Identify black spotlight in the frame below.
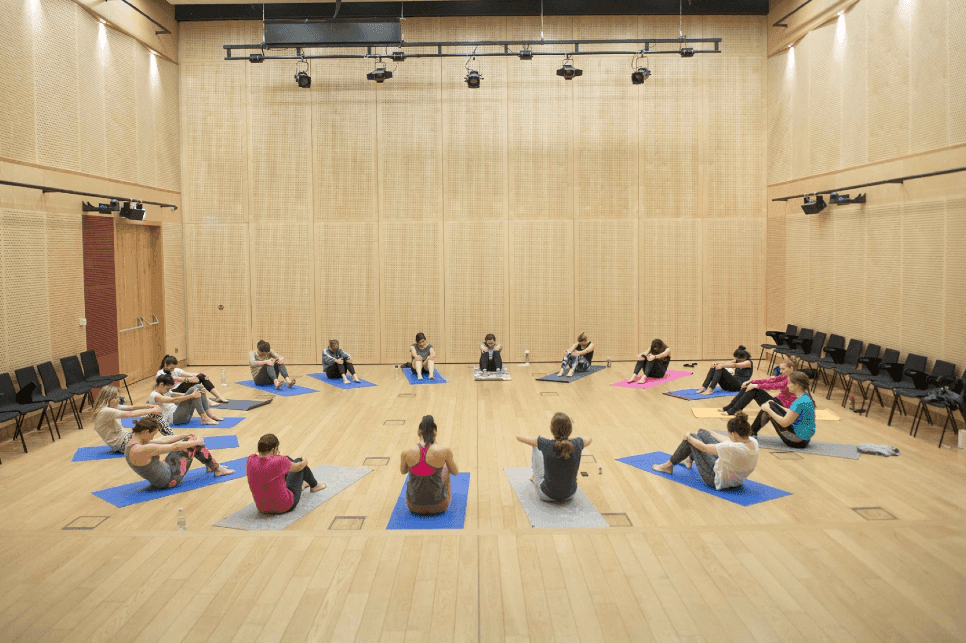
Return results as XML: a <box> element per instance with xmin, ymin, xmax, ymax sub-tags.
<box><xmin>801</xmin><ymin>195</ymin><xmax>827</xmax><ymax>215</ymax></box>
<box><xmin>631</xmin><ymin>66</ymin><xmax>651</xmax><ymax>84</ymax></box>
<box><xmin>679</xmin><ymin>47</ymin><xmax>695</xmax><ymax>58</ymax></box>
<box><xmin>465</xmin><ymin>69</ymin><xmax>483</xmax><ymax>88</ymax></box>
<box><xmin>295</xmin><ymin>70</ymin><xmax>311</xmax><ymax>88</ymax></box>
<box><xmin>391</xmin><ymin>51</ymin><xmax>406</xmax><ymax>62</ymax></box>
<box><xmin>519</xmin><ymin>49</ymin><xmax>533</xmax><ymax>60</ymax></box>
<box><xmin>119</xmin><ymin>201</ymin><xmax>146</xmax><ymax>221</ymax></box>
<box><xmin>249</xmin><ymin>53</ymin><xmax>265</xmax><ymax>63</ymax></box>
<box><xmin>367</xmin><ymin>66</ymin><xmax>393</xmax><ymax>83</ymax></box>
<box><xmin>830</xmin><ymin>192</ymin><xmax>867</xmax><ymax>205</ymax></box>
<box><xmin>556</xmin><ymin>62</ymin><xmax>582</xmax><ymax>80</ymax></box>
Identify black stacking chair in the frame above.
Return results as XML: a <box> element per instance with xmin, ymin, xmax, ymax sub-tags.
<box><xmin>80</xmin><ymin>350</ymin><xmax>131</xmax><ymax>399</ymax></box>
<box><xmin>16</xmin><ymin>366</ymin><xmax>77</xmax><ymax>435</ymax></box>
<box><xmin>789</xmin><ymin>333</ymin><xmax>827</xmax><ymax>391</ymax></box>
<box><xmin>38</xmin><ymin>361</ymin><xmax>88</xmax><ymax>426</ymax></box>
<box><xmin>771</xmin><ymin>328</ymin><xmax>813</xmax><ymax>373</ymax></box>
<box><xmin>889</xmin><ymin>360</ymin><xmax>957</xmax><ymax>426</ymax></box>
<box><xmin>911</xmin><ymin>375</ymin><xmax>965</xmax><ymax>448</ymax></box>
<box><xmin>815</xmin><ymin>334</ymin><xmax>845</xmax><ymax>386</ymax></box>
<box><xmin>759</xmin><ymin>324</ymin><xmax>797</xmax><ymax>370</ymax></box>
<box><xmin>0</xmin><ymin>409</ymin><xmax>25</xmax><ymax>463</ymax></box>
<box><xmin>836</xmin><ymin>343</ymin><xmax>880</xmax><ymax>406</ymax></box>
<box><xmin>60</xmin><ymin>356</ymin><xmax>105</xmax><ymax>410</ymax></box>
<box><xmin>822</xmin><ymin>338</ymin><xmax>863</xmax><ymax>400</ymax></box>
<box><xmin>862</xmin><ymin>353</ymin><xmax>927</xmax><ymax>417</ymax></box>
<box><xmin>849</xmin><ymin>347</ymin><xmax>899</xmax><ymax>411</ymax></box>
<box><xmin>0</xmin><ymin>373</ymin><xmax>55</xmax><ymax>453</ymax></box>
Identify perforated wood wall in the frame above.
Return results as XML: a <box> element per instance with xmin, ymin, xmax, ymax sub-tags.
<box><xmin>162</xmin><ymin>223</ymin><xmax>186</xmax><ymax>357</ymax></box>
<box><xmin>180</xmin><ymin>15</ymin><xmax>769</xmax><ymax>364</ymax></box>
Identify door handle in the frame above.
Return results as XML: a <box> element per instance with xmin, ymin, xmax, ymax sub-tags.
<box><xmin>146</xmin><ymin>315</ymin><xmax>160</xmax><ymax>326</ymax></box>
<box><xmin>119</xmin><ymin>318</ymin><xmax>145</xmax><ymax>333</ymax></box>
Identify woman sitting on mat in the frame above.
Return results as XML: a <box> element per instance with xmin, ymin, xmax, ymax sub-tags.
<box><xmin>750</xmin><ymin>371</ymin><xmax>815</xmax><ymax>448</ymax></box>
<box><xmin>695</xmin><ymin>345</ymin><xmax>754</xmax><ymax>395</ymax></box>
<box><xmin>125</xmin><ymin>416</ymin><xmax>233</xmax><ymax>489</ymax></box>
<box><xmin>515</xmin><ymin>412</ymin><xmax>592</xmax><ymax>502</ymax></box>
<box><xmin>249</xmin><ymin>340</ymin><xmax>297</xmax><ymax>389</ymax></box>
<box><xmin>651</xmin><ymin>411</ymin><xmax>758</xmax><ymax>490</ymax></box>
<box><xmin>148</xmin><ymin>373</ymin><xmax>224</xmax><ymax>427</ymax></box>
<box><xmin>400</xmin><ymin>415</ymin><xmax>459</xmax><ymax>515</ymax></box>
<box><xmin>157</xmin><ymin>355</ymin><xmax>229</xmax><ymax>403</ymax></box>
<box><xmin>410</xmin><ymin>333</ymin><xmax>436</xmax><ymax>381</ymax></box>
<box><xmin>556</xmin><ymin>333</ymin><xmax>595</xmax><ymax>378</ymax></box>
<box><xmin>479</xmin><ymin>334</ymin><xmax>503</xmax><ymax>373</ymax></box>
<box><xmin>721</xmin><ymin>359</ymin><xmax>796</xmax><ymax>416</ymax></box>
<box><xmin>627</xmin><ymin>338</ymin><xmax>671</xmax><ymax>383</ymax></box>
<box><xmin>322</xmin><ymin>339</ymin><xmax>361</xmax><ymax>384</ymax></box>
<box><xmin>247</xmin><ymin>433</ymin><xmax>326</xmax><ymax>514</ymax></box>
<box><xmin>92</xmin><ymin>386</ymin><xmax>166</xmax><ymax>453</ymax></box>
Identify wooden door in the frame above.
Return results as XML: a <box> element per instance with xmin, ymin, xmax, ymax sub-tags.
<box><xmin>115</xmin><ymin>222</ymin><xmax>166</xmax><ymax>383</ymax></box>
<box><xmin>140</xmin><ymin>226</ymin><xmax>166</xmax><ymax>376</ymax></box>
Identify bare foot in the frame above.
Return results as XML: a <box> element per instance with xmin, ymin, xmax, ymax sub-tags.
<box><xmin>202</xmin><ymin>419</ymin><xmax>219</xmax><ymax>425</ymax></box>
<box><xmin>700</xmin><ymin>389</ymin><xmax>715</xmax><ymax>396</ymax></box>
<box><xmin>627</xmin><ymin>376</ymin><xmax>639</xmax><ymax>383</ymax></box>
<box><xmin>681</xmin><ymin>457</ymin><xmax>693</xmax><ymax>469</ymax></box>
<box><xmin>214</xmin><ymin>466</ymin><xmax>235</xmax><ymax>476</ymax></box>
<box><xmin>310</xmin><ymin>482</ymin><xmax>327</xmax><ymax>492</ymax></box>
<box><xmin>288</xmin><ymin>377</ymin><xmax>297</xmax><ymax>388</ymax></box>
<box><xmin>556</xmin><ymin>370</ymin><xmax>565</xmax><ymax>377</ymax></box>
<box><xmin>208</xmin><ymin>400</ymin><xmax>222</xmax><ymax>407</ymax></box>
<box><xmin>429</xmin><ymin>375</ymin><xmax>435</xmax><ymax>380</ymax></box>
<box><xmin>695</xmin><ymin>387</ymin><xmax>706</xmax><ymax>394</ymax></box>
<box><xmin>417</xmin><ymin>375</ymin><xmax>423</xmax><ymax>380</ymax></box>
<box><xmin>353</xmin><ymin>376</ymin><xmax>361</xmax><ymax>383</ymax></box>
<box><xmin>216</xmin><ymin>396</ymin><xmax>230</xmax><ymax>403</ymax></box>
<box><xmin>651</xmin><ymin>462</ymin><xmax>674</xmax><ymax>474</ymax></box>
<box><xmin>343</xmin><ymin>377</ymin><xmax>350</xmax><ymax>384</ymax></box>
<box><xmin>567</xmin><ymin>369</ymin><xmax>575</xmax><ymax>377</ymax></box>
<box><xmin>274</xmin><ymin>379</ymin><xmax>283</xmax><ymax>390</ymax></box>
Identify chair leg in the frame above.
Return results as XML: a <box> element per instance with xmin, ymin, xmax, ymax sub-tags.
<box><xmin>757</xmin><ymin>348</ymin><xmax>766</xmax><ymax>371</ymax></box>
<box><xmin>938</xmin><ymin>413</ymin><xmax>951</xmax><ymax>448</ymax></box>
<box><xmin>35</xmin><ymin>407</ymin><xmax>57</xmax><ymax>441</ymax></box>
<box><xmin>910</xmin><ymin>402</ymin><xmax>924</xmax><ymax>437</ymax></box>
<box><xmin>122</xmin><ymin>378</ymin><xmax>132</xmax><ymax>400</ymax></box>
<box><xmin>70</xmin><ymin>398</ymin><xmax>83</xmax><ymax>429</ymax></box>
<box><xmin>13</xmin><ymin>415</ymin><xmax>28</xmax><ymax>453</ymax></box>
<box><xmin>840</xmin><ymin>378</ymin><xmax>854</xmax><ymax>407</ymax></box>
<box><xmin>887</xmin><ymin>395</ymin><xmax>901</xmax><ymax>426</ymax></box>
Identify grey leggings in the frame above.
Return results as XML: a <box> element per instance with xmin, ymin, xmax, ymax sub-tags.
<box><xmin>254</xmin><ymin>363</ymin><xmax>290</xmax><ymax>386</ymax></box>
<box><xmin>560</xmin><ymin>354</ymin><xmax>591</xmax><ymax>373</ymax></box>
<box><xmin>173</xmin><ymin>384</ymin><xmax>210</xmax><ymax>425</ymax></box>
<box><xmin>668</xmin><ymin>429</ymin><xmax>719</xmax><ymax>487</ymax></box>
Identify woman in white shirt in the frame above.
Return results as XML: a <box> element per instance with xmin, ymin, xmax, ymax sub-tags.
<box><xmin>148</xmin><ymin>373</ymin><xmax>224</xmax><ymax>426</ymax></box>
<box><xmin>651</xmin><ymin>411</ymin><xmax>758</xmax><ymax>490</ymax></box>
<box><xmin>158</xmin><ymin>355</ymin><xmax>229</xmax><ymax>404</ymax></box>
<box><xmin>91</xmin><ymin>386</ymin><xmax>165</xmax><ymax>452</ymax></box>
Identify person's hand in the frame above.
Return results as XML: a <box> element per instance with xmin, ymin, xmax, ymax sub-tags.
<box><xmin>335</xmin><ymin>358</ymin><xmax>343</xmax><ymax>364</ymax></box>
<box><xmin>302</xmin><ymin>457</ymin><xmax>309</xmax><ymax>468</ymax></box>
<box><xmin>564</xmin><ymin>351</ymin><xmax>570</xmax><ymax>357</ymax></box>
<box><xmin>267</xmin><ymin>358</ymin><xmax>276</xmax><ymax>366</ymax></box>
<box><xmin>191</xmin><ymin>390</ymin><xmax>203</xmax><ymax>399</ymax></box>
<box><xmin>149</xmin><ymin>405</ymin><xmax>162</xmax><ymax>415</ymax></box>
<box><xmin>747</xmin><ymin>383</ymin><xmax>757</xmax><ymax>390</ymax></box>
<box><xmin>646</xmin><ymin>354</ymin><xmax>655</xmax><ymax>361</ymax></box>
<box><xmin>276</xmin><ymin>357</ymin><xmax>285</xmax><ymax>364</ymax></box>
<box><xmin>683</xmin><ymin>431</ymin><xmax>694</xmax><ymax>442</ymax></box>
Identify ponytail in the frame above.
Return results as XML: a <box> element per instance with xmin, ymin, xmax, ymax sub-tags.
<box><xmin>727</xmin><ymin>411</ymin><xmax>752</xmax><ymax>438</ymax></box>
<box><xmin>550</xmin><ymin>412</ymin><xmax>574</xmax><ymax>459</ymax></box>
<box><xmin>418</xmin><ymin>415</ymin><xmax>437</xmax><ymax>445</ymax></box>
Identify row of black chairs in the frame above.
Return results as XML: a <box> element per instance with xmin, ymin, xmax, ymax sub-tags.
<box><xmin>0</xmin><ymin>350</ymin><xmax>129</xmax><ymax>458</ymax></box>
<box><xmin>761</xmin><ymin>325</ymin><xmax>963</xmax><ymax>448</ymax></box>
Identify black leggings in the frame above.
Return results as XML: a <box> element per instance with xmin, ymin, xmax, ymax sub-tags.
<box><xmin>283</xmin><ymin>457</ymin><xmax>319</xmax><ymax>512</ymax></box>
<box><xmin>668</xmin><ymin>429</ymin><xmax>718</xmax><ymax>487</ymax></box>
<box><xmin>325</xmin><ymin>362</ymin><xmax>356</xmax><ymax>379</ymax></box>
<box><xmin>480</xmin><ymin>350</ymin><xmax>503</xmax><ymax>372</ymax></box>
<box><xmin>723</xmin><ymin>388</ymin><xmax>775</xmax><ymax>414</ymax></box>
<box><xmin>751</xmin><ymin>401</ymin><xmax>810</xmax><ymax>448</ymax></box>
<box><xmin>633</xmin><ymin>359</ymin><xmax>668</xmax><ymax>378</ymax></box>
<box><xmin>172</xmin><ymin>374</ymin><xmax>216</xmax><ymax>395</ymax></box>
<box><xmin>702</xmin><ymin>367</ymin><xmax>744</xmax><ymax>392</ymax></box>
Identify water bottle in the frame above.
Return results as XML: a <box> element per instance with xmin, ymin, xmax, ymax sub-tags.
<box><xmin>177</xmin><ymin>508</ymin><xmax>186</xmax><ymax>530</ymax></box>
<box><xmin>598</xmin><ymin>465</ymin><xmax>602</xmax><ymax>475</ymax></box>
<box><xmin>607</xmin><ymin>358</ymin><xmax>612</xmax><ymax>368</ymax></box>
<box><xmin>394</xmin><ymin>364</ymin><xmax>399</xmax><ymax>380</ymax></box>
<box><xmin>119</xmin><ymin>396</ymin><xmax>125</xmax><ymax>405</ymax></box>
<box><xmin>221</xmin><ymin>368</ymin><xmax>228</xmax><ymax>388</ymax></box>
<box><xmin>524</xmin><ymin>349</ymin><xmax>530</xmax><ymax>365</ymax></box>
<box><xmin>849</xmin><ymin>396</ymin><xmax>855</xmax><ymax>411</ymax></box>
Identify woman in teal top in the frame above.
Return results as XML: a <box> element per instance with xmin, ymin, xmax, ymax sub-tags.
<box><xmin>751</xmin><ymin>371</ymin><xmax>815</xmax><ymax>448</ymax></box>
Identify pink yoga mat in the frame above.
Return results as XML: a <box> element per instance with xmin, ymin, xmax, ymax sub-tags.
<box><xmin>611</xmin><ymin>370</ymin><xmax>692</xmax><ymax>389</ymax></box>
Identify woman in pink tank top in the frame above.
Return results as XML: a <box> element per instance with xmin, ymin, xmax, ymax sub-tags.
<box><xmin>400</xmin><ymin>415</ymin><xmax>459</xmax><ymax>515</ymax></box>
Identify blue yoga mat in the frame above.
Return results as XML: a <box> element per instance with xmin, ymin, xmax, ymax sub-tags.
<box><xmin>121</xmin><ymin>416</ymin><xmax>246</xmax><ymax>430</ymax></box>
<box><xmin>307</xmin><ymin>373</ymin><xmax>377</xmax><ymax>389</ymax></box>
<box><xmin>235</xmin><ymin>380</ymin><xmax>318</xmax><ymax>396</ymax></box>
<box><xmin>92</xmin><ymin>457</ymin><xmax>248</xmax><ymax>508</ymax></box>
<box><xmin>664</xmin><ymin>387</ymin><xmax>736</xmax><ymax>401</ymax></box>
<box><xmin>72</xmin><ymin>435</ymin><xmax>240</xmax><ymax>462</ymax></box>
<box><xmin>617</xmin><ymin>452</ymin><xmax>791</xmax><ymax>506</ymax></box>
<box><xmin>402</xmin><ymin>369</ymin><xmax>447</xmax><ymax>385</ymax></box>
<box><xmin>386</xmin><ymin>472</ymin><xmax>470</xmax><ymax>529</ymax></box>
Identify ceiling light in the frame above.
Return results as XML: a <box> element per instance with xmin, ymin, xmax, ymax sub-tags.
<box><xmin>149</xmin><ymin>50</ymin><xmax>157</xmax><ymax>56</ymax></box>
<box><xmin>465</xmin><ymin>69</ymin><xmax>482</xmax><ymax>88</ymax></box>
<box><xmin>631</xmin><ymin>67</ymin><xmax>651</xmax><ymax>84</ymax></box>
<box><xmin>367</xmin><ymin>66</ymin><xmax>392</xmax><ymax>83</ymax></box>
<box><xmin>801</xmin><ymin>195</ymin><xmax>827</xmax><ymax>214</ymax></box>
<box><xmin>679</xmin><ymin>47</ymin><xmax>695</xmax><ymax>58</ymax></box>
<box><xmin>99</xmin><ymin>18</ymin><xmax>106</xmax><ymax>24</ymax></box>
<box><xmin>556</xmin><ymin>57</ymin><xmax>582</xmax><ymax>80</ymax></box>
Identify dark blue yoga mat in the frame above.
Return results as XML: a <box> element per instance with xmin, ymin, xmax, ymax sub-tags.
<box><xmin>121</xmin><ymin>416</ymin><xmax>246</xmax><ymax>430</ymax></box>
<box><xmin>402</xmin><ymin>369</ymin><xmax>447</xmax><ymax>385</ymax></box>
<box><xmin>307</xmin><ymin>373</ymin><xmax>377</xmax><ymax>389</ymax></box>
<box><xmin>617</xmin><ymin>452</ymin><xmax>791</xmax><ymax>506</ymax></box>
<box><xmin>72</xmin><ymin>435</ymin><xmax>240</xmax><ymax>462</ymax></box>
<box><xmin>386</xmin><ymin>472</ymin><xmax>470</xmax><ymax>529</ymax></box>
<box><xmin>235</xmin><ymin>380</ymin><xmax>319</xmax><ymax>396</ymax></box>
<box><xmin>92</xmin><ymin>457</ymin><xmax>248</xmax><ymax>508</ymax></box>
<box><xmin>536</xmin><ymin>364</ymin><xmax>606</xmax><ymax>383</ymax></box>
<box><xmin>664</xmin><ymin>387</ymin><xmax>736</xmax><ymax>401</ymax></box>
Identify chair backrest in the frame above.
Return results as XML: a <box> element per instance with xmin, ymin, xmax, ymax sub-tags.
<box><xmin>0</xmin><ymin>373</ymin><xmax>18</xmax><ymax>406</ymax></box>
<box><xmin>37</xmin><ymin>362</ymin><xmax>63</xmax><ymax>393</ymax></box>
<box><xmin>60</xmin><ymin>356</ymin><xmax>87</xmax><ymax>386</ymax></box>
<box><xmin>904</xmin><ymin>354</ymin><xmax>927</xmax><ymax>374</ymax></box>
<box><xmin>881</xmin><ymin>348</ymin><xmax>900</xmax><ymax>364</ymax></box>
<box><xmin>80</xmin><ymin>350</ymin><xmax>101</xmax><ymax>379</ymax></box>
<box><xmin>862</xmin><ymin>344</ymin><xmax>881</xmax><ymax>359</ymax></box>
<box><xmin>930</xmin><ymin>360</ymin><xmax>957</xmax><ymax>381</ymax></box>
<box><xmin>843</xmin><ymin>339</ymin><xmax>863</xmax><ymax>365</ymax></box>
<box><xmin>15</xmin><ymin>366</ymin><xmax>43</xmax><ymax>395</ymax></box>
<box><xmin>786</xmin><ymin>324</ymin><xmax>797</xmax><ymax>335</ymax></box>
<box><xmin>826</xmin><ymin>334</ymin><xmax>845</xmax><ymax>351</ymax></box>
<box><xmin>806</xmin><ymin>332</ymin><xmax>827</xmax><ymax>358</ymax></box>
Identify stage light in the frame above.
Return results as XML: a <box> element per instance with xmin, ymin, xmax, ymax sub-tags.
<box><xmin>367</xmin><ymin>66</ymin><xmax>392</xmax><ymax>83</ymax></box>
<box><xmin>801</xmin><ymin>195</ymin><xmax>827</xmax><ymax>214</ymax></box>
<box><xmin>556</xmin><ymin>56</ymin><xmax>582</xmax><ymax>80</ymax></box>
<box><xmin>249</xmin><ymin>53</ymin><xmax>265</xmax><ymax>63</ymax></box>
<box><xmin>391</xmin><ymin>51</ymin><xmax>406</xmax><ymax>62</ymax></box>
<box><xmin>519</xmin><ymin>48</ymin><xmax>533</xmax><ymax>60</ymax></box>
<box><xmin>295</xmin><ymin>70</ymin><xmax>311</xmax><ymax>88</ymax></box>
<box><xmin>119</xmin><ymin>201</ymin><xmax>146</xmax><ymax>221</ymax></box>
<box><xmin>465</xmin><ymin>69</ymin><xmax>482</xmax><ymax>88</ymax></box>
<box><xmin>631</xmin><ymin>66</ymin><xmax>651</xmax><ymax>84</ymax></box>
<box><xmin>679</xmin><ymin>47</ymin><xmax>695</xmax><ymax>58</ymax></box>
<box><xmin>829</xmin><ymin>192</ymin><xmax>867</xmax><ymax>205</ymax></box>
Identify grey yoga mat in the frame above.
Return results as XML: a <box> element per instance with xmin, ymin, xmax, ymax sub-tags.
<box><xmin>536</xmin><ymin>364</ymin><xmax>606</xmax><ymax>383</ymax></box>
<box><xmin>215</xmin><ymin>398</ymin><xmax>273</xmax><ymax>411</ymax></box>
<box><xmin>504</xmin><ymin>467</ymin><xmax>608</xmax><ymax>528</ymax></box>
<box><xmin>213</xmin><ymin>465</ymin><xmax>372</xmax><ymax>530</ymax></box>
<box><xmin>713</xmin><ymin>431</ymin><xmax>859</xmax><ymax>460</ymax></box>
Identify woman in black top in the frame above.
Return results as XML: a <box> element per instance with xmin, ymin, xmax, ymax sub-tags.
<box><xmin>556</xmin><ymin>333</ymin><xmax>595</xmax><ymax>378</ymax></box>
<box><xmin>515</xmin><ymin>412</ymin><xmax>592</xmax><ymax>502</ymax></box>
<box><xmin>627</xmin><ymin>338</ymin><xmax>671</xmax><ymax>383</ymax></box>
<box><xmin>696</xmin><ymin>346</ymin><xmax>754</xmax><ymax>395</ymax></box>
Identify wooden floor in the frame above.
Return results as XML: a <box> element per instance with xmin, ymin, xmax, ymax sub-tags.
<box><xmin>1</xmin><ymin>360</ymin><xmax>964</xmax><ymax>643</ymax></box>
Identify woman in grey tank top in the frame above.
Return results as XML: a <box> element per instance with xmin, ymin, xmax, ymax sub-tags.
<box><xmin>125</xmin><ymin>417</ymin><xmax>234</xmax><ymax>489</ymax></box>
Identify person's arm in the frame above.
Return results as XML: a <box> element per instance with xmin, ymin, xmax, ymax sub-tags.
<box><xmin>734</xmin><ymin>360</ymin><xmax>752</xmax><ymax>369</ymax></box>
<box><xmin>575</xmin><ymin>342</ymin><xmax>595</xmax><ymax>356</ymax></box>
<box><xmin>581</xmin><ymin>436</ymin><xmax>593</xmax><ymax>448</ymax></box>
<box><xmin>564</xmin><ymin>342</ymin><xmax>579</xmax><ymax>356</ymax></box>
<box><xmin>428</xmin><ymin>347</ymin><xmax>436</xmax><ymax>360</ymax></box>
<box><xmin>494</xmin><ymin>343</ymin><xmax>503</xmax><ymax>352</ymax></box>
<box><xmin>653</xmin><ymin>348</ymin><xmax>671</xmax><ymax>360</ymax></box>
<box><xmin>516</xmin><ymin>435</ymin><xmax>539</xmax><ymax>447</ymax></box>
<box><xmin>118</xmin><ymin>403</ymin><xmax>156</xmax><ymax>412</ymax></box>
<box><xmin>753</xmin><ymin>375</ymin><xmax>785</xmax><ymax>391</ymax></box>
<box><xmin>763</xmin><ymin>402</ymin><xmax>799</xmax><ymax>428</ymax></box>
<box><xmin>288</xmin><ymin>458</ymin><xmax>308</xmax><ymax>473</ymax></box>
<box><xmin>273</xmin><ymin>350</ymin><xmax>284</xmax><ymax>364</ymax></box>
<box><xmin>685</xmin><ymin>432</ymin><xmax>718</xmax><ymax>455</ymax></box>
<box><xmin>400</xmin><ymin>448</ymin><xmax>412</xmax><ymax>474</ymax></box>
<box><xmin>153</xmin><ymin>391</ymin><xmax>201</xmax><ymax>404</ymax></box>
<box><xmin>480</xmin><ymin>342</ymin><xmax>488</xmax><ymax>353</ymax></box>
<box><xmin>410</xmin><ymin>345</ymin><xmax>419</xmax><ymax>359</ymax></box>
<box><xmin>249</xmin><ymin>350</ymin><xmax>263</xmax><ymax>367</ymax></box>
<box><xmin>442</xmin><ymin>447</ymin><xmax>459</xmax><ymax>475</ymax></box>
<box><xmin>343</xmin><ymin>350</ymin><xmax>352</xmax><ymax>362</ymax></box>
<box><xmin>321</xmin><ymin>349</ymin><xmax>334</xmax><ymax>368</ymax></box>
<box><xmin>118</xmin><ymin>406</ymin><xmax>162</xmax><ymax>419</ymax></box>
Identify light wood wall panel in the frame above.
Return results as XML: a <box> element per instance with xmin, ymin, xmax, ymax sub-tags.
<box><xmin>900</xmin><ymin>201</ymin><xmax>944</xmax><ymax>363</ymax></box>
<box><xmin>0</xmin><ymin>210</ymin><xmax>52</xmax><ymax>372</ymax></box>
<box><xmin>510</xmin><ymin>220</ymin><xmax>573</xmax><ymax>363</ymax></box>
<box><xmin>951</xmin><ymin>0</ymin><xmax>966</xmax><ymax>146</ymax></box>
<box><xmin>944</xmin><ymin>198</ymin><xmax>966</xmax><ymax>366</ymax></box>
<box><xmin>104</xmin><ymin>28</ymin><xmax>138</xmax><ymax>184</ymax></box>
<box><xmin>162</xmin><ymin>223</ymin><xmax>186</xmax><ymax>357</ymax></box>
<box><xmin>640</xmin><ymin>220</ymin><xmax>702</xmax><ymax>359</ymax></box>
<box><xmin>703</xmin><ymin>219</ymin><xmax>763</xmax><ymax>357</ymax></box>
<box><xmin>77</xmin><ymin>6</ymin><xmax>107</xmax><ymax>177</ymax></box>
<box><xmin>576</xmin><ymin>220</ymin><xmax>638</xmax><ymax>359</ymax></box>
<box><xmin>764</xmin><ymin>214</ymin><xmax>786</xmax><ymax>332</ymax></box>
<box><xmin>573</xmin><ymin>16</ymin><xmax>638</xmax><ymax>220</ymax></box>
<box><xmin>715</xmin><ymin>15</ymin><xmax>765</xmax><ymax>57</ymax></box>
<box><xmin>250</xmin><ymin>224</ymin><xmax>314</xmax><ymax>362</ymax></box>
<box><xmin>784</xmin><ymin>214</ymin><xmax>810</xmax><ymax>332</ymax></box>
<box><xmin>840</xmin><ymin>2</ymin><xmax>868</xmax><ymax>170</ymax></box>
<box><xmin>789</xmin><ymin>38</ymin><xmax>810</xmax><ymax>181</ymax></box>
<box><xmin>380</xmin><ymin>221</ymin><xmax>444</xmax><ymax>363</ymax></box>
<box><xmin>444</xmin><ymin>220</ymin><xmax>508</xmax><ymax>361</ymax></box>
<box><xmin>249</xmin><ymin>62</ymin><xmax>311</xmax><ymax>221</ymax></box>
<box><xmin>35</xmin><ymin>0</ymin><xmax>79</xmax><ymax>172</ymax></box>
<box><xmin>807</xmin><ymin>213</ymin><xmax>835</xmax><ymax>333</ymax></box>
<box><xmin>831</xmin><ymin>206</ymin><xmax>866</xmax><ymax>343</ymax></box>
<box><xmin>0</xmin><ymin>0</ymin><xmax>37</xmax><ymax>163</ymax></box>
<box><xmin>316</xmin><ymin>222</ymin><xmax>380</xmax><ymax>363</ymax></box>
<box><xmin>46</xmin><ymin>213</ymin><xmax>87</xmax><ymax>361</ymax></box>
<box><xmin>767</xmin><ymin>53</ymin><xmax>792</xmax><ymax>185</ymax></box>
<box><xmin>184</xmin><ymin>224</ymin><xmax>251</xmax><ymax>365</ymax></box>
<box><xmin>807</xmin><ymin>20</ymin><xmax>841</xmax><ymax>177</ymax></box>
<box><xmin>135</xmin><ymin>46</ymin><xmax>158</xmax><ymax>188</ymax></box>
<box><xmin>910</xmin><ymin>0</ymin><xmax>947</xmax><ymax>154</ymax></box>
<box><xmin>867</xmin><ymin>0</ymin><xmax>910</xmax><ymax>163</ymax></box>
<box><xmin>860</xmin><ymin>203</ymin><xmax>901</xmax><ymax>352</ymax></box>
<box><xmin>155</xmin><ymin>57</ymin><xmax>182</xmax><ymax>193</ymax></box>
<box><xmin>0</xmin><ymin>220</ymin><xmax>5</xmax><ymax>373</ymax></box>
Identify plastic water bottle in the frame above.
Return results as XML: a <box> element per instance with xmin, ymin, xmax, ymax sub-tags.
<box><xmin>598</xmin><ymin>465</ymin><xmax>602</xmax><ymax>475</ymax></box>
<box><xmin>177</xmin><ymin>508</ymin><xmax>186</xmax><ymax>530</ymax></box>
<box><xmin>221</xmin><ymin>368</ymin><xmax>228</xmax><ymax>388</ymax></box>
<box><xmin>607</xmin><ymin>358</ymin><xmax>612</xmax><ymax>368</ymax></box>
<box><xmin>849</xmin><ymin>397</ymin><xmax>855</xmax><ymax>411</ymax></box>
<box><xmin>394</xmin><ymin>364</ymin><xmax>399</xmax><ymax>380</ymax></box>
<box><xmin>524</xmin><ymin>349</ymin><xmax>530</xmax><ymax>365</ymax></box>
<box><xmin>119</xmin><ymin>396</ymin><xmax>125</xmax><ymax>405</ymax></box>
